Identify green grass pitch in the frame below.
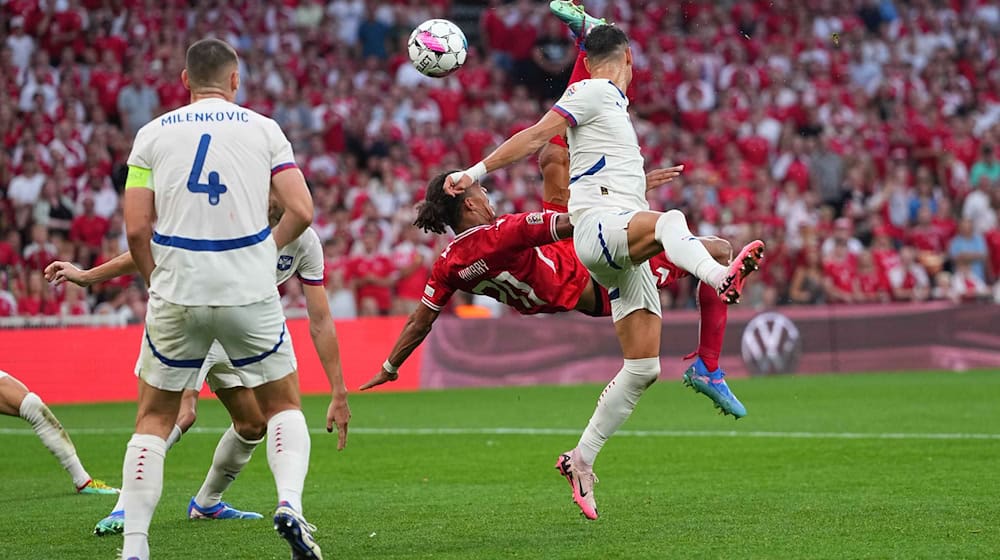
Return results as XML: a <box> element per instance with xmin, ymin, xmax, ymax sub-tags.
<box><xmin>0</xmin><ymin>370</ymin><xmax>998</xmax><ymax>559</ymax></box>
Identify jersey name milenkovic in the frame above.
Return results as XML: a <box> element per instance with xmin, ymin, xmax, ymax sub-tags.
<box><xmin>127</xmin><ymin>97</ymin><xmax>298</xmax><ymax>306</ymax></box>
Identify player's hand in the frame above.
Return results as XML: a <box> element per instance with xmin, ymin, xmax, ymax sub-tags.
<box><xmin>359</xmin><ymin>368</ymin><xmax>399</xmax><ymax>391</ymax></box>
<box><xmin>645</xmin><ymin>165</ymin><xmax>685</xmax><ymax>191</ymax></box>
<box><xmin>44</xmin><ymin>261</ymin><xmax>90</xmax><ymax>287</ymax></box>
<box><xmin>444</xmin><ymin>171</ymin><xmax>474</xmax><ymax>197</ymax></box>
<box><xmin>326</xmin><ymin>393</ymin><xmax>350</xmax><ymax>451</ymax></box>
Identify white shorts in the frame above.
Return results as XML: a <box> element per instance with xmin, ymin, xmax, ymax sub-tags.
<box><xmin>572</xmin><ymin>208</ymin><xmax>662</xmax><ymax>322</ymax></box>
<box><xmin>136</xmin><ymin>293</ymin><xmax>297</xmax><ymax>392</ymax></box>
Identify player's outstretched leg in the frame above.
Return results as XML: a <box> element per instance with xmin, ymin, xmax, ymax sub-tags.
<box><xmin>0</xmin><ymin>371</ymin><xmax>119</xmax><ymax>495</ymax></box>
<box><xmin>683</xmin><ymin>282</ymin><xmax>747</xmax><ymax>418</ymax></box>
<box><xmin>187</xmin><ymin>426</ymin><xmax>264</xmax><ymax>520</ymax></box>
<box><xmin>189</xmin><ymin>387</ymin><xmax>267</xmax><ymax>520</ymax></box>
<box><xmin>646</xmin><ymin>210</ymin><xmax>764</xmax><ymax>304</ymax></box>
<box><xmin>550</xmin><ymin>0</ymin><xmax>607</xmax><ymax>38</ymax></box>
<box><xmin>558</xmin><ymin>354</ymin><xmax>661</xmax><ymax>520</ymax></box>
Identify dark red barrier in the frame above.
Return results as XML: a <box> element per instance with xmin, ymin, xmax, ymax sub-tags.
<box><xmin>0</xmin><ymin>317</ymin><xmax>421</xmax><ymax>404</ymax></box>
<box><xmin>418</xmin><ymin>303</ymin><xmax>1000</xmax><ymax>389</ymax></box>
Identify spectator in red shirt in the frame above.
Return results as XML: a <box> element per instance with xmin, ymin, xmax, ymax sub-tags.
<box><xmin>391</xmin><ymin>226</ymin><xmax>433</xmax><ymax>315</ymax></box>
<box><xmin>351</xmin><ymin>224</ymin><xmax>395</xmax><ymax>316</ymax></box>
<box><xmin>60</xmin><ymin>281</ymin><xmax>90</xmax><ymax>316</ymax></box>
<box><xmin>17</xmin><ymin>270</ymin><xmax>58</xmax><ymax>316</ymax></box>
<box><xmin>69</xmin><ymin>197</ymin><xmax>108</xmax><ymax>256</ymax></box>
<box><xmin>888</xmin><ymin>246</ymin><xmax>931</xmax><ymax>302</ymax></box>
<box><xmin>22</xmin><ymin>223</ymin><xmax>57</xmax><ymax>271</ymax></box>
<box><xmin>788</xmin><ymin>246</ymin><xmax>826</xmax><ymax>304</ymax></box>
<box><xmin>823</xmin><ymin>240</ymin><xmax>857</xmax><ymax>303</ymax></box>
<box><xmin>854</xmin><ymin>251</ymin><xmax>891</xmax><ymax>303</ymax></box>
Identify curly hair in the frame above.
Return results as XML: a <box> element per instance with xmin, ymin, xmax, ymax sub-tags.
<box><xmin>413</xmin><ymin>171</ymin><xmax>467</xmax><ymax>234</ymax></box>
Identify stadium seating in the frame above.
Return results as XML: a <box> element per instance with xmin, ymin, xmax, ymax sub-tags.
<box><xmin>1</xmin><ymin>0</ymin><xmax>998</xmax><ymax>320</ymax></box>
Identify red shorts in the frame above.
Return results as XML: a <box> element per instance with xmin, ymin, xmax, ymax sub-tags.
<box><xmin>583</xmin><ymin>253</ymin><xmax>690</xmax><ymax>318</ymax></box>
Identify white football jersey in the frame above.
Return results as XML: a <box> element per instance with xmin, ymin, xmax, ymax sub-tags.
<box><xmin>127</xmin><ymin>98</ymin><xmax>298</xmax><ymax>306</ymax></box>
<box><xmin>552</xmin><ymin>79</ymin><xmax>647</xmax><ymax>218</ymax></box>
<box><xmin>276</xmin><ymin>227</ymin><xmax>324</xmax><ymax>287</ymax></box>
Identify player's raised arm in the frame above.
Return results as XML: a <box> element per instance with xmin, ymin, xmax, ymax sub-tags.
<box><xmin>301</xmin><ymin>279</ymin><xmax>350</xmax><ymax>450</ymax></box>
<box><xmin>445</xmin><ymin>110</ymin><xmax>569</xmax><ymax>196</ymax></box>
<box><xmin>45</xmin><ymin>251</ymin><xmax>138</xmax><ymax>287</ymax></box>
<box><xmin>360</xmin><ymin>304</ymin><xmax>440</xmax><ymax>391</ymax></box>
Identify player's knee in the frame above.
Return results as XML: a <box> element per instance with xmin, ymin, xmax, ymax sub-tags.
<box><xmin>539</xmin><ymin>141</ymin><xmax>569</xmax><ymax>171</ymax></box>
<box><xmin>234</xmin><ymin>420</ymin><xmax>266</xmax><ymax>441</ymax></box>
<box><xmin>703</xmin><ymin>237</ymin><xmax>733</xmax><ymax>264</ymax></box>
<box><xmin>622</xmin><ymin>357</ymin><xmax>660</xmax><ymax>388</ymax></box>
<box><xmin>654</xmin><ymin>209</ymin><xmax>688</xmax><ymax>241</ymax></box>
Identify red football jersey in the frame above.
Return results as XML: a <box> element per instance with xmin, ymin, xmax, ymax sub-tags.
<box><xmin>421</xmin><ymin>212</ymin><xmax>590</xmax><ymax>315</ymax></box>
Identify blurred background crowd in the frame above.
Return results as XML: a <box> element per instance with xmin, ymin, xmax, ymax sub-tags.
<box><xmin>1</xmin><ymin>0</ymin><xmax>999</xmax><ymax>322</ymax></box>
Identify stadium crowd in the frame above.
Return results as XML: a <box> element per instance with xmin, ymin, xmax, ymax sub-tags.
<box><xmin>1</xmin><ymin>0</ymin><xmax>1000</xmax><ymax>321</ymax></box>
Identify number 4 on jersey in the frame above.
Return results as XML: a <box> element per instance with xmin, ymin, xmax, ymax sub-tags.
<box><xmin>188</xmin><ymin>134</ymin><xmax>227</xmax><ymax>205</ymax></box>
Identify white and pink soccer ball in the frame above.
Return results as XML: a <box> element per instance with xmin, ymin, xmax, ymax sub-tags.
<box><xmin>407</xmin><ymin>19</ymin><xmax>468</xmax><ymax>78</ymax></box>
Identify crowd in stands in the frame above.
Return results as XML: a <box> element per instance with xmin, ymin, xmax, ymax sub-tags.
<box><xmin>1</xmin><ymin>0</ymin><xmax>1000</xmax><ymax>321</ymax></box>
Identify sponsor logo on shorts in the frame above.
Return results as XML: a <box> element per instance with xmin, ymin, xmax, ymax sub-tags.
<box><xmin>600</xmin><ymin>187</ymin><xmax>609</xmax><ymax>196</ymax></box>
<box><xmin>525</xmin><ymin>213</ymin><xmax>544</xmax><ymax>225</ymax></box>
<box><xmin>277</xmin><ymin>255</ymin><xmax>294</xmax><ymax>271</ymax></box>
<box><xmin>458</xmin><ymin>259</ymin><xmax>489</xmax><ymax>281</ymax></box>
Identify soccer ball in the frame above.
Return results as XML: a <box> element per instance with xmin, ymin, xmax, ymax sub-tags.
<box><xmin>408</xmin><ymin>19</ymin><xmax>468</xmax><ymax>78</ymax></box>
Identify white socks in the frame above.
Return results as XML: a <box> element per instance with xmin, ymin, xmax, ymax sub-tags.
<box><xmin>110</xmin><ymin>424</ymin><xmax>183</xmax><ymax>514</ymax></box>
<box><xmin>267</xmin><ymin>409</ymin><xmax>311</xmax><ymax>512</ymax></box>
<box><xmin>654</xmin><ymin>210</ymin><xmax>727</xmax><ymax>288</ymax></box>
<box><xmin>19</xmin><ymin>392</ymin><xmax>91</xmax><ymax>489</ymax></box>
<box><xmin>121</xmin><ymin>434</ymin><xmax>167</xmax><ymax>560</ymax></box>
<box><xmin>165</xmin><ymin>424</ymin><xmax>183</xmax><ymax>449</ymax></box>
<box><xmin>577</xmin><ymin>358</ymin><xmax>660</xmax><ymax>466</ymax></box>
<box><xmin>194</xmin><ymin>426</ymin><xmax>262</xmax><ymax>508</ymax></box>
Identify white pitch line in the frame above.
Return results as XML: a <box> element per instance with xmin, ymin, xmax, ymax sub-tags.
<box><xmin>0</xmin><ymin>426</ymin><xmax>998</xmax><ymax>441</ymax></box>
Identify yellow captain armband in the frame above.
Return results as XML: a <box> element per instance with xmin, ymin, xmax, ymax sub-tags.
<box><xmin>125</xmin><ymin>166</ymin><xmax>153</xmax><ymax>190</ymax></box>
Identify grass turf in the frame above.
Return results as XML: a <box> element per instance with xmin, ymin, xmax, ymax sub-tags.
<box><xmin>0</xmin><ymin>370</ymin><xmax>998</xmax><ymax>559</ymax></box>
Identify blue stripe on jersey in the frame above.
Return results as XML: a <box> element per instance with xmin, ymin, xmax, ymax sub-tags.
<box><xmin>152</xmin><ymin>226</ymin><xmax>271</xmax><ymax>252</ymax></box>
<box><xmin>271</xmin><ymin>162</ymin><xmax>297</xmax><ymax>176</ymax></box>
<box><xmin>597</xmin><ymin>222</ymin><xmax>623</xmax><ymax>271</ymax></box>
<box><xmin>144</xmin><ymin>330</ymin><xmax>205</xmax><ymax>369</ymax></box>
<box><xmin>297</xmin><ymin>274</ymin><xmax>324</xmax><ymax>286</ymax></box>
<box><xmin>552</xmin><ymin>105</ymin><xmax>578</xmax><ymax>127</ymax></box>
<box><xmin>569</xmin><ymin>156</ymin><xmax>607</xmax><ymax>184</ymax></box>
<box><xmin>230</xmin><ymin>324</ymin><xmax>287</xmax><ymax>367</ymax></box>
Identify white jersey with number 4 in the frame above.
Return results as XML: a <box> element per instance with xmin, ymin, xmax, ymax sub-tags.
<box><xmin>127</xmin><ymin>97</ymin><xmax>298</xmax><ymax>306</ymax></box>
<box><xmin>552</xmin><ymin>79</ymin><xmax>647</xmax><ymax>218</ymax></box>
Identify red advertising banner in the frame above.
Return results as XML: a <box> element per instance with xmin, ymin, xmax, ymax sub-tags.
<box><xmin>0</xmin><ymin>316</ymin><xmax>421</xmax><ymax>404</ymax></box>
<box><xmin>2</xmin><ymin>303</ymin><xmax>997</xmax><ymax>404</ymax></box>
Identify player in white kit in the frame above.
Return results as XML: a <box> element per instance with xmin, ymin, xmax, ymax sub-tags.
<box><xmin>0</xmin><ymin>371</ymin><xmax>119</xmax><ymax>494</ymax></box>
<box><xmin>45</xmin><ymin>202</ymin><xmax>351</xmax><ymax>536</ymax></box>
<box><xmin>445</xmin><ymin>25</ymin><xmax>764</xmax><ymax>520</ymax></box>
<box><xmin>117</xmin><ymin>39</ymin><xmax>320</xmax><ymax>559</ymax></box>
